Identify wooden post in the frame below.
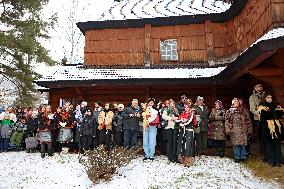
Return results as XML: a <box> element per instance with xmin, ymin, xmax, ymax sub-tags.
<box><xmin>145</xmin><ymin>85</ymin><xmax>150</xmax><ymax>100</ymax></box>
<box><xmin>205</xmin><ymin>20</ymin><xmax>214</xmax><ymax>66</ymax></box>
<box><xmin>144</xmin><ymin>24</ymin><xmax>151</xmax><ymax>67</ymax></box>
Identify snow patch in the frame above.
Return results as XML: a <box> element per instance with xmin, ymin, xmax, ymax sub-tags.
<box><xmin>0</xmin><ymin>152</ymin><xmax>280</xmax><ymax>189</ymax></box>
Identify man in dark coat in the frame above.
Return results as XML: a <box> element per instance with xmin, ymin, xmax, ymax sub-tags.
<box><xmin>112</xmin><ymin>104</ymin><xmax>124</xmax><ymax>147</ymax></box>
<box><xmin>122</xmin><ymin>99</ymin><xmax>141</xmax><ymax>149</ymax></box>
<box><xmin>193</xmin><ymin>96</ymin><xmax>210</xmax><ymax>156</ymax></box>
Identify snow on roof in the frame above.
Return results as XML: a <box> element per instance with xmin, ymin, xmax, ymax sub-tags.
<box><xmin>253</xmin><ymin>27</ymin><xmax>284</xmax><ymax>45</ymax></box>
<box><xmin>36</xmin><ymin>27</ymin><xmax>284</xmax><ymax>82</ymax></box>
<box><xmin>228</xmin><ymin>27</ymin><xmax>284</xmax><ymax>62</ymax></box>
<box><xmin>98</xmin><ymin>0</ymin><xmax>231</xmax><ymax>21</ymax></box>
<box><xmin>36</xmin><ymin>66</ymin><xmax>227</xmax><ymax>81</ymax></box>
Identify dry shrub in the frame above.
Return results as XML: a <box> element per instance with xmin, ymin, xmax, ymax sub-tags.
<box><xmin>82</xmin><ymin>147</ymin><xmax>135</xmax><ymax>183</ymax></box>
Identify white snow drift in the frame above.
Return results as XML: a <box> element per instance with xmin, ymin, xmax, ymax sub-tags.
<box><xmin>0</xmin><ymin>152</ymin><xmax>281</xmax><ymax>189</ymax></box>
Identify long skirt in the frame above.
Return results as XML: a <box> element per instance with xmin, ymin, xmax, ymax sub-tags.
<box><xmin>177</xmin><ymin>129</ymin><xmax>194</xmax><ymax>157</ymax></box>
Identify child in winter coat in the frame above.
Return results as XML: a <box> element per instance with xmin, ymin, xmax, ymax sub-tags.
<box><xmin>0</xmin><ymin>114</ymin><xmax>14</xmax><ymax>152</ymax></box>
<box><xmin>10</xmin><ymin>116</ymin><xmax>27</xmax><ymax>150</ymax></box>
<box><xmin>80</xmin><ymin>109</ymin><xmax>96</xmax><ymax>151</ymax></box>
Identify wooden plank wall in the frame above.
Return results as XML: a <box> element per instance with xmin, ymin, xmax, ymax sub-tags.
<box><xmin>84</xmin><ymin>0</ymin><xmax>284</xmax><ymax>67</ymax></box>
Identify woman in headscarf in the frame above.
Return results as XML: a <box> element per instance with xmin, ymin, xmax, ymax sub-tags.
<box><xmin>258</xmin><ymin>93</ymin><xmax>284</xmax><ymax>167</ymax></box>
<box><xmin>225</xmin><ymin>98</ymin><xmax>252</xmax><ymax>163</ymax></box>
<box><xmin>209</xmin><ymin>100</ymin><xmax>226</xmax><ymax>158</ymax></box>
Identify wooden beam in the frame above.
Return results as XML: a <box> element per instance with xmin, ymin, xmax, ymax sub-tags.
<box><xmin>227</xmin><ymin>51</ymin><xmax>275</xmax><ymax>81</ymax></box>
<box><xmin>258</xmin><ymin>76</ymin><xmax>284</xmax><ymax>87</ymax></box>
<box><xmin>248</xmin><ymin>67</ymin><xmax>284</xmax><ymax>77</ymax></box>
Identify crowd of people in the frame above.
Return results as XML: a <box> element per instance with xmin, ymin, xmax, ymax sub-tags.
<box><xmin>0</xmin><ymin>83</ymin><xmax>283</xmax><ymax>167</ymax></box>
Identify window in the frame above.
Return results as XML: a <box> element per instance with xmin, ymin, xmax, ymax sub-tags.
<box><xmin>160</xmin><ymin>39</ymin><xmax>178</xmax><ymax>61</ymax></box>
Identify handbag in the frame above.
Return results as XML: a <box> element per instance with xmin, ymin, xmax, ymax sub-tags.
<box><xmin>25</xmin><ymin>137</ymin><xmax>38</xmax><ymax>149</ymax></box>
<box><xmin>149</xmin><ymin>115</ymin><xmax>160</xmax><ymax>126</ymax></box>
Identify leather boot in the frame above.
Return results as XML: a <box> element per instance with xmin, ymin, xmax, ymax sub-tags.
<box><xmin>184</xmin><ymin>157</ymin><xmax>193</xmax><ymax>167</ymax></box>
<box><xmin>178</xmin><ymin>156</ymin><xmax>185</xmax><ymax>164</ymax></box>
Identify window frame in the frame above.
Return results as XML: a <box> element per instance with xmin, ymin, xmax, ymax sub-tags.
<box><xmin>160</xmin><ymin>39</ymin><xmax>178</xmax><ymax>61</ymax></box>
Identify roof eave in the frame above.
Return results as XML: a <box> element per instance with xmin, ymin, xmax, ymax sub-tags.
<box><xmin>76</xmin><ymin>0</ymin><xmax>247</xmax><ymax>35</ymax></box>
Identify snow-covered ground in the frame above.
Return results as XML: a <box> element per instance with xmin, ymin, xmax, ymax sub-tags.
<box><xmin>0</xmin><ymin>152</ymin><xmax>281</xmax><ymax>189</ymax></box>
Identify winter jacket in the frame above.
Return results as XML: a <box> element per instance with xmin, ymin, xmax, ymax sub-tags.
<box><xmin>0</xmin><ymin>119</ymin><xmax>14</xmax><ymax>138</ymax></box>
<box><xmin>176</xmin><ymin>101</ymin><xmax>184</xmax><ymax>114</ymax></box>
<box><xmin>112</xmin><ymin>111</ymin><xmax>124</xmax><ymax>132</ymax></box>
<box><xmin>209</xmin><ymin>109</ymin><xmax>226</xmax><ymax>140</ymax></box>
<box><xmin>225</xmin><ymin>107</ymin><xmax>252</xmax><ymax>146</ymax></box>
<box><xmin>249</xmin><ymin>90</ymin><xmax>266</xmax><ymax>120</ymax></box>
<box><xmin>37</xmin><ymin>113</ymin><xmax>55</xmax><ymax>131</ymax></box>
<box><xmin>177</xmin><ymin>111</ymin><xmax>198</xmax><ymax>129</ymax></box>
<box><xmin>93</xmin><ymin>107</ymin><xmax>103</xmax><ymax>122</ymax></box>
<box><xmin>258</xmin><ymin>103</ymin><xmax>284</xmax><ymax>141</ymax></box>
<box><xmin>27</xmin><ymin>117</ymin><xmax>38</xmax><ymax>136</ymax></box>
<box><xmin>98</xmin><ymin>110</ymin><xmax>114</xmax><ymax>131</ymax></box>
<box><xmin>80</xmin><ymin>115</ymin><xmax>96</xmax><ymax>136</ymax></box>
<box><xmin>162</xmin><ymin>107</ymin><xmax>178</xmax><ymax>129</ymax></box>
<box><xmin>122</xmin><ymin>106</ymin><xmax>141</xmax><ymax>131</ymax></box>
<box><xmin>193</xmin><ymin>104</ymin><xmax>209</xmax><ymax>132</ymax></box>
<box><xmin>53</xmin><ymin>112</ymin><xmax>62</xmax><ymax>129</ymax></box>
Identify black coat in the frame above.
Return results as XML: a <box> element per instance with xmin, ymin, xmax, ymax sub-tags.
<box><xmin>80</xmin><ymin>115</ymin><xmax>96</xmax><ymax>136</ymax></box>
<box><xmin>259</xmin><ymin>103</ymin><xmax>284</xmax><ymax>141</ymax></box>
<box><xmin>122</xmin><ymin>106</ymin><xmax>141</xmax><ymax>131</ymax></box>
<box><xmin>193</xmin><ymin>104</ymin><xmax>210</xmax><ymax>132</ymax></box>
<box><xmin>26</xmin><ymin>117</ymin><xmax>38</xmax><ymax>136</ymax></box>
<box><xmin>176</xmin><ymin>101</ymin><xmax>184</xmax><ymax>114</ymax></box>
<box><xmin>37</xmin><ymin>113</ymin><xmax>55</xmax><ymax>131</ymax></box>
<box><xmin>113</xmin><ymin>111</ymin><xmax>124</xmax><ymax>132</ymax></box>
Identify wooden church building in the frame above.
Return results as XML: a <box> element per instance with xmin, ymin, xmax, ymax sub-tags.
<box><xmin>35</xmin><ymin>0</ymin><xmax>284</xmax><ymax>109</ymax></box>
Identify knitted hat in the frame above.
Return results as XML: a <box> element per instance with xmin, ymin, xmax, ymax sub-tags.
<box><xmin>181</xmin><ymin>95</ymin><xmax>187</xmax><ymax>99</ymax></box>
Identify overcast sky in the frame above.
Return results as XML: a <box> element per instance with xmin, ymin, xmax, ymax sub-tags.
<box><xmin>42</xmin><ymin>0</ymin><xmax>114</xmax><ymax>64</ymax></box>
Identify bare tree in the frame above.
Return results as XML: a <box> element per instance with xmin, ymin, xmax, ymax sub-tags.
<box><xmin>55</xmin><ymin>0</ymin><xmax>90</xmax><ymax>64</ymax></box>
